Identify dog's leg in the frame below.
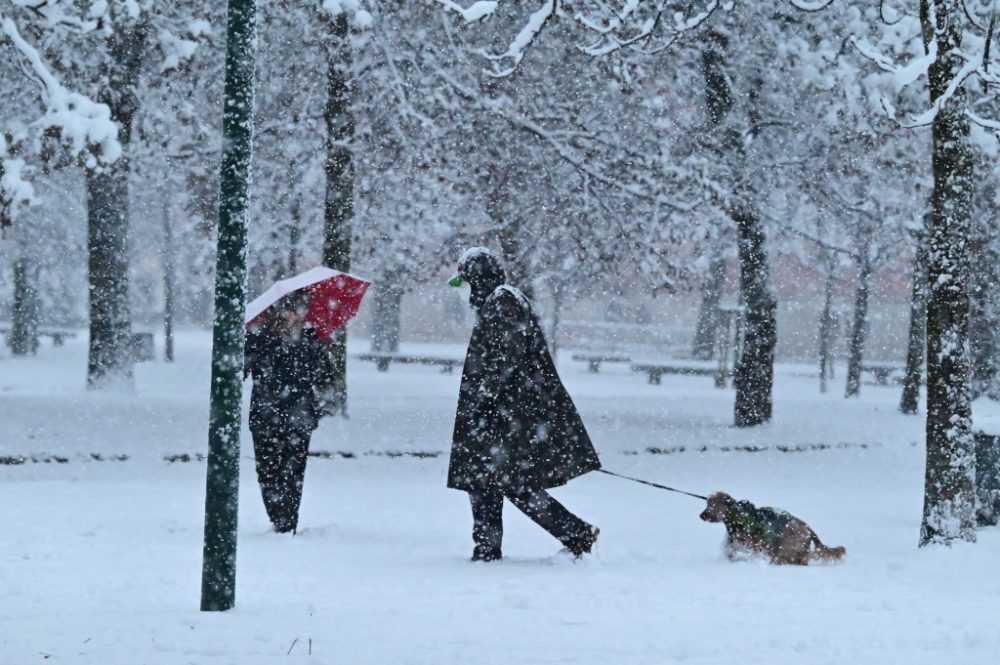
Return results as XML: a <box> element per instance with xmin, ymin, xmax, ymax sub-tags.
<box><xmin>807</xmin><ymin>528</ymin><xmax>846</xmax><ymax>562</ymax></box>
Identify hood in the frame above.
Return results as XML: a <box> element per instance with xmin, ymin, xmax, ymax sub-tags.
<box><xmin>457</xmin><ymin>247</ymin><xmax>507</xmax><ymax>311</ymax></box>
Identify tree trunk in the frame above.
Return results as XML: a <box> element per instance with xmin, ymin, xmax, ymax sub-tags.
<box><xmin>10</xmin><ymin>256</ymin><xmax>39</xmax><ymax>355</ymax></box>
<box><xmin>87</xmin><ymin>165</ymin><xmax>134</xmax><ymax>385</ymax></box>
<box><xmin>732</xmin><ymin>207</ymin><xmax>777</xmax><ymax>427</ymax></box>
<box><xmin>818</xmin><ymin>252</ymin><xmax>836</xmax><ymax>393</ymax></box>
<box><xmin>844</xmin><ymin>245</ymin><xmax>872</xmax><ymax>398</ymax></box>
<box><xmin>495</xmin><ymin>208</ymin><xmax>533</xmax><ymax>300</ymax></box>
<box><xmin>694</xmin><ymin>30</ymin><xmax>732</xmax><ymax>364</ymax></box>
<box><xmin>702</xmin><ymin>29</ymin><xmax>776</xmax><ymax>424</ymax></box>
<box><xmin>969</xmin><ymin>228</ymin><xmax>1000</xmax><ymax>399</ymax></box>
<box><xmin>162</xmin><ymin>195</ymin><xmax>176</xmax><ymax>363</ymax></box>
<box><xmin>900</xmin><ymin>230</ymin><xmax>929</xmax><ymax>414</ymax></box>
<box><xmin>322</xmin><ymin>13</ymin><xmax>354</xmax><ymax>417</ymax></box>
<box><xmin>692</xmin><ymin>251</ymin><xmax>726</xmax><ymax>360</ymax></box>
<box><xmin>200</xmin><ymin>0</ymin><xmax>256</xmax><ymax>612</ymax></box>
<box><xmin>86</xmin><ymin>22</ymin><xmax>148</xmax><ymax>387</ymax></box>
<box><xmin>371</xmin><ymin>273</ymin><xmax>402</xmax><ymax>353</ymax></box>
<box><xmin>549</xmin><ymin>277</ymin><xmax>565</xmax><ymax>360</ymax></box>
<box><xmin>919</xmin><ymin>0</ymin><xmax>976</xmax><ymax>546</ymax></box>
<box><xmin>288</xmin><ymin>198</ymin><xmax>301</xmax><ymax>275</ymax></box>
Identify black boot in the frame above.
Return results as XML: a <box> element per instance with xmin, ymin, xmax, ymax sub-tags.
<box><xmin>471</xmin><ymin>546</ymin><xmax>502</xmax><ymax>562</ymax></box>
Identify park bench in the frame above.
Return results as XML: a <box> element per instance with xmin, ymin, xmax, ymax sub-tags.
<box><xmin>357</xmin><ymin>352</ymin><xmax>462</xmax><ymax>373</ymax></box>
<box><xmin>632</xmin><ymin>361</ymin><xmax>733</xmax><ymax>385</ymax></box>
<box><xmin>0</xmin><ymin>324</ymin><xmax>78</xmax><ymax>348</ymax></box>
<box><xmin>860</xmin><ymin>363</ymin><xmax>904</xmax><ymax>385</ymax></box>
<box><xmin>571</xmin><ymin>353</ymin><xmax>631</xmax><ymax>373</ymax></box>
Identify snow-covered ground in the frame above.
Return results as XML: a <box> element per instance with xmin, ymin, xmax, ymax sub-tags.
<box><xmin>2</xmin><ymin>331</ymin><xmax>998</xmax><ymax>664</ymax></box>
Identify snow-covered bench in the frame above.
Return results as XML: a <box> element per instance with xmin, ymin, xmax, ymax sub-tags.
<box><xmin>632</xmin><ymin>361</ymin><xmax>732</xmax><ymax>385</ymax></box>
<box><xmin>357</xmin><ymin>352</ymin><xmax>462</xmax><ymax>373</ymax></box>
<box><xmin>571</xmin><ymin>353</ymin><xmax>631</xmax><ymax>373</ymax></box>
<box><xmin>860</xmin><ymin>363</ymin><xmax>904</xmax><ymax>385</ymax></box>
<box><xmin>0</xmin><ymin>324</ymin><xmax>77</xmax><ymax>349</ymax></box>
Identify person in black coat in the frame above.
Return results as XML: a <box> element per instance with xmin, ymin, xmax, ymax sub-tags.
<box><xmin>244</xmin><ymin>292</ymin><xmax>338</xmax><ymax>533</ymax></box>
<box><xmin>448</xmin><ymin>248</ymin><xmax>601</xmax><ymax>561</ymax></box>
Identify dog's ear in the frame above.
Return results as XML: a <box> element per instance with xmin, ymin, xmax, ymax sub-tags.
<box><xmin>715</xmin><ymin>492</ymin><xmax>733</xmax><ymax>505</ymax></box>
<box><xmin>700</xmin><ymin>492</ymin><xmax>730</xmax><ymax>522</ymax></box>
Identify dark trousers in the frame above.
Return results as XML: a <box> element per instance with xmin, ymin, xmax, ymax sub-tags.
<box><xmin>469</xmin><ymin>484</ymin><xmax>593</xmax><ymax>556</ymax></box>
<box><xmin>251</xmin><ymin>426</ymin><xmax>312</xmax><ymax>532</ymax></box>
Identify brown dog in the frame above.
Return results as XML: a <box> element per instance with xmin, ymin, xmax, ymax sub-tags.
<box><xmin>699</xmin><ymin>492</ymin><xmax>845</xmax><ymax>565</ymax></box>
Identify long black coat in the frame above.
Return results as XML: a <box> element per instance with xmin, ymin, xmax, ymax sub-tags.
<box><xmin>245</xmin><ymin>327</ymin><xmax>334</xmax><ymax>436</ymax></box>
<box><xmin>448</xmin><ymin>285</ymin><xmax>601</xmax><ymax>492</ymax></box>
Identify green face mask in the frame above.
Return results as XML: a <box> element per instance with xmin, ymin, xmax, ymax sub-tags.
<box><xmin>447</xmin><ymin>274</ymin><xmax>464</xmax><ymax>287</ymax></box>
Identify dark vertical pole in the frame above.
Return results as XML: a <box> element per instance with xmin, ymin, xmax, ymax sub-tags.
<box><xmin>323</xmin><ymin>13</ymin><xmax>354</xmax><ymax>416</ymax></box>
<box><xmin>200</xmin><ymin>0</ymin><xmax>256</xmax><ymax>612</ymax></box>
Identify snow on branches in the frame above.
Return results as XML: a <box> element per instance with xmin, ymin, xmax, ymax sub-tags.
<box><xmin>1</xmin><ymin>11</ymin><xmax>121</xmax><ymax>165</ymax></box>
<box><xmin>0</xmin><ymin>6</ymin><xmax>120</xmax><ymax>223</ymax></box>
<box><xmin>322</xmin><ymin>0</ymin><xmax>373</xmax><ymax>30</ymax></box>
<box><xmin>843</xmin><ymin>1</ymin><xmax>1000</xmax><ymax>136</ymax></box>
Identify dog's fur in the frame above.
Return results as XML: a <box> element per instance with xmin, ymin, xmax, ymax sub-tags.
<box><xmin>699</xmin><ymin>492</ymin><xmax>846</xmax><ymax>565</ymax></box>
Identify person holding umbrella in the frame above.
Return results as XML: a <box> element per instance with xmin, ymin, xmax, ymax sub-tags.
<box><xmin>447</xmin><ymin>247</ymin><xmax>601</xmax><ymax>561</ymax></box>
<box><xmin>244</xmin><ymin>267</ymin><xmax>370</xmax><ymax>533</ymax></box>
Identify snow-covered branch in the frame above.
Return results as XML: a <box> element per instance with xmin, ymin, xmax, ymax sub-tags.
<box><xmin>477</xmin><ymin>0</ymin><xmax>555</xmax><ymax>77</ymax></box>
<box><xmin>1</xmin><ymin>11</ymin><xmax>121</xmax><ymax>166</ymax></box>
<box><xmin>433</xmin><ymin>0</ymin><xmax>498</xmax><ymax>22</ymax></box>
<box><xmin>437</xmin><ymin>1</ymin><xmax>732</xmax><ymax>75</ymax></box>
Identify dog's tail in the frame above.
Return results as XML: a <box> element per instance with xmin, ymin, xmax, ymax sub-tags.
<box><xmin>808</xmin><ymin>529</ymin><xmax>846</xmax><ymax>562</ymax></box>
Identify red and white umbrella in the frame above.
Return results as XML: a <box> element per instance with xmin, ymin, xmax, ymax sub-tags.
<box><xmin>245</xmin><ymin>266</ymin><xmax>371</xmax><ymax>340</ymax></box>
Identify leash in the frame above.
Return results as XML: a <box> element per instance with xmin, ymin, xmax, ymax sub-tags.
<box><xmin>597</xmin><ymin>468</ymin><xmax>708</xmax><ymax>501</ymax></box>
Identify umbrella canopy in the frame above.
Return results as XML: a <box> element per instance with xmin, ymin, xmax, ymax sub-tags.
<box><xmin>245</xmin><ymin>266</ymin><xmax>371</xmax><ymax>340</ymax></box>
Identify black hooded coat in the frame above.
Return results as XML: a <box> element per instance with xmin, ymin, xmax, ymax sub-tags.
<box><xmin>245</xmin><ymin>326</ymin><xmax>334</xmax><ymax>436</ymax></box>
<box><xmin>447</xmin><ymin>251</ymin><xmax>601</xmax><ymax>492</ymax></box>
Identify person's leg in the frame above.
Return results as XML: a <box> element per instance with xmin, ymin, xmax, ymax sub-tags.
<box><xmin>281</xmin><ymin>429</ymin><xmax>312</xmax><ymax>533</ymax></box>
<box><xmin>505</xmin><ymin>486</ymin><xmax>598</xmax><ymax>555</ymax></box>
<box><xmin>468</xmin><ymin>485</ymin><xmax>503</xmax><ymax>561</ymax></box>
<box><xmin>251</xmin><ymin>427</ymin><xmax>291</xmax><ymax>531</ymax></box>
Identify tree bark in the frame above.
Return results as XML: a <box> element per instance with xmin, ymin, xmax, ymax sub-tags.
<box><xmin>87</xmin><ymin>164</ymin><xmax>133</xmax><ymax>384</ymax></box>
<box><xmin>818</xmin><ymin>252</ymin><xmax>837</xmax><ymax>393</ymax></box>
<box><xmin>732</xmin><ymin>207</ymin><xmax>777</xmax><ymax>427</ymax></box>
<box><xmin>702</xmin><ymin>29</ymin><xmax>775</xmax><ymax>425</ymax></box>
<box><xmin>969</xmin><ymin>226</ymin><xmax>1000</xmax><ymax>399</ymax></box>
<box><xmin>497</xmin><ymin>216</ymin><xmax>533</xmax><ymax>299</ymax></box>
<box><xmin>10</xmin><ymin>256</ymin><xmax>39</xmax><ymax>355</ymax></box>
<box><xmin>919</xmin><ymin>0</ymin><xmax>976</xmax><ymax>546</ymax></box>
<box><xmin>844</xmin><ymin>244</ymin><xmax>872</xmax><ymax>398</ymax></box>
<box><xmin>692</xmin><ymin>251</ymin><xmax>726</xmax><ymax>361</ymax></box>
<box><xmin>322</xmin><ymin>13</ymin><xmax>354</xmax><ymax>416</ymax></box>
<box><xmin>162</xmin><ymin>195</ymin><xmax>176</xmax><ymax>363</ymax></box>
<box><xmin>549</xmin><ymin>276</ymin><xmax>565</xmax><ymax>360</ymax></box>
<box><xmin>288</xmin><ymin>197</ymin><xmax>301</xmax><ymax>275</ymax></box>
<box><xmin>693</xmin><ymin>31</ymin><xmax>731</xmax><ymax>364</ymax></box>
<box><xmin>900</xmin><ymin>230</ymin><xmax>929</xmax><ymax>414</ymax></box>
<box><xmin>86</xmin><ymin>22</ymin><xmax>148</xmax><ymax>387</ymax></box>
<box><xmin>371</xmin><ymin>272</ymin><xmax>403</xmax><ymax>353</ymax></box>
